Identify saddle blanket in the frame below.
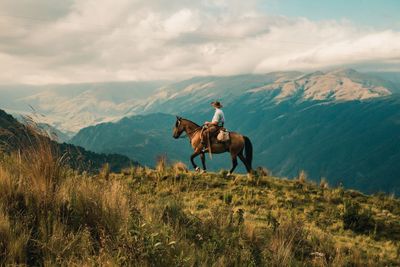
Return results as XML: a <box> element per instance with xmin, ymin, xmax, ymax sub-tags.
<box><xmin>217</xmin><ymin>129</ymin><xmax>230</xmax><ymax>142</ymax></box>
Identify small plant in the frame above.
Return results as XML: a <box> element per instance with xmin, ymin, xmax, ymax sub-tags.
<box><xmin>121</xmin><ymin>167</ymin><xmax>134</xmax><ymax>176</ymax></box>
<box><xmin>172</xmin><ymin>161</ymin><xmax>188</xmax><ymax>174</ymax></box>
<box><xmin>223</xmin><ymin>192</ymin><xmax>233</xmax><ymax>205</ymax></box>
<box><xmin>343</xmin><ymin>200</ymin><xmax>375</xmax><ymax>234</ymax></box>
<box><xmin>155</xmin><ymin>154</ymin><xmax>168</xmax><ymax>174</ymax></box>
<box><xmin>235</xmin><ymin>209</ymin><xmax>245</xmax><ymax>225</ymax></box>
<box><xmin>267</xmin><ymin>211</ymin><xmax>279</xmax><ymax>231</ymax></box>
<box><xmin>256</xmin><ymin>166</ymin><xmax>269</xmax><ymax>177</ymax></box>
<box><xmin>297</xmin><ymin>170</ymin><xmax>308</xmax><ymax>184</ymax></box>
<box><xmin>266</xmin><ymin>217</ymin><xmax>308</xmax><ymax>266</ymax></box>
<box><xmin>100</xmin><ymin>163</ymin><xmax>110</xmax><ymax>180</ymax></box>
<box><xmin>320</xmin><ymin>177</ymin><xmax>329</xmax><ymax>190</ymax></box>
<box><xmin>219</xmin><ymin>169</ymin><xmax>229</xmax><ymax>178</ymax></box>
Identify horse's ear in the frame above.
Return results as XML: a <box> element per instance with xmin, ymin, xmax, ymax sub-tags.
<box><xmin>176</xmin><ymin>116</ymin><xmax>181</xmax><ymax>120</ymax></box>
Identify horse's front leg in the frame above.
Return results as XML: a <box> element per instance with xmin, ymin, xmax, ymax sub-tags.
<box><xmin>190</xmin><ymin>150</ymin><xmax>201</xmax><ymax>171</ymax></box>
<box><xmin>200</xmin><ymin>152</ymin><xmax>206</xmax><ymax>172</ymax></box>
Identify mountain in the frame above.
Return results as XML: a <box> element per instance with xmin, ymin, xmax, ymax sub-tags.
<box><xmin>8</xmin><ymin>112</ymin><xmax>71</xmax><ymax>142</ymax></box>
<box><xmin>70</xmin><ymin>113</ymin><xmax>189</xmax><ymax>167</ymax></box>
<box><xmin>0</xmin><ymin>81</ymin><xmax>165</xmax><ymax>133</ymax></box>
<box><xmin>367</xmin><ymin>71</ymin><xmax>400</xmax><ymax>93</ymax></box>
<box><xmin>71</xmin><ymin>69</ymin><xmax>400</xmax><ymax>194</ymax></box>
<box><xmin>0</xmin><ymin>109</ymin><xmax>136</xmax><ymax>172</ymax></box>
<box><xmin>36</xmin><ymin>122</ymin><xmax>71</xmax><ymax>143</ymax></box>
<box><xmin>137</xmin><ymin>68</ymin><xmax>393</xmax><ymax>116</ymax></box>
<box><xmin>1</xmin><ymin>69</ymin><xmax>396</xmax><ymax>135</ymax></box>
<box><xmin>226</xmin><ymin>95</ymin><xmax>400</xmax><ymax>193</ymax></box>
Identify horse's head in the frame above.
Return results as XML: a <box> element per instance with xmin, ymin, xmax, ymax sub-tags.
<box><xmin>173</xmin><ymin>116</ymin><xmax>184</xmax><ymax>139</ymax></box>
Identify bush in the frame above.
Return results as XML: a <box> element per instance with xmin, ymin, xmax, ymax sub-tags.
<box><xmin>172</xmin><ymin>161</ymin><xmax>188</xmax><ymax>174</ymax></box>
<box><xmin>156</xmin><ymin>154</ymin><xmax>168</xmax><ymax>173</ymax></box>
<box><xmin>343</xmin><ymin>200</ymin><xmax>375</xmax><ymax>234</ymax></box>
<box><xmin>320</xmin><ymin>177</ymin><xmax>329</xmax><ymax>190</ymax></box>
<box><xmin>256</xmin><ymin>166</ymin><xmax>270</xmax><ymax>177</ymax></box>
<box><xmin>265</xmin><ymin>217</ymin><xmax>309</xmax><ymax>266</ymax></box>
<box><xmin>297</xmin><ymin>170</ymin><xmax>308</xmax><ymax>184</ymax></box>
<box><xmin>99</xmin><ymin>163</ymin><xmax>111</xmax><ymax>180</ymax></box>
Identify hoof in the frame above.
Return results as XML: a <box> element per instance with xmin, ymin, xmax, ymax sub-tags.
<box><xmin>195</xmin><ymin>167</ymin><xmax>200</xmax><ymax>172</ymax></box>
<box><xmin>200</xmin><ymin>169</ymin><xmax>207</xmax><ymax>174</ymax></box>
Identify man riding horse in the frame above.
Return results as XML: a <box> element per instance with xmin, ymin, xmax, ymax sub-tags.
<box><xmin>202</xmin><ymin>101</ymin><xmax>225</xmax><ymax>152</ymax></box>
<box><xmin>172</xmin><ymin>102</ymin><xmax>253</xmax><ymax>176</ymax></box>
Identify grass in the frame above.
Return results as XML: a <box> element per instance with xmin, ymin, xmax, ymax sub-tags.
<box><xmin>1</xmin><ymin>132</ymin><xmax>400</xmax><ymax>266</ymax></box>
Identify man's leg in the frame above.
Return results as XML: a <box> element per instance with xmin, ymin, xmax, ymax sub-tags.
<box><xmin>208</xmin><ymin>126</ymin><xmax>219</xmax><ymax>142</ymax></box>
<box><xmin>201</xmin><ymin>127</ymin><xmax>209</xmax><ymax>151</ymax></box>
<box><xmin>201</xmin><ymin>125</ymin><xmax>218</xmax><ymax>152</ymax></box>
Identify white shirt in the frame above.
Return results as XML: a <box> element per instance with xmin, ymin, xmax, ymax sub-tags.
<box><xmin>212</xmin><ymin>108</ymin><xmax>225</xmax><ymax>125</ymax></box>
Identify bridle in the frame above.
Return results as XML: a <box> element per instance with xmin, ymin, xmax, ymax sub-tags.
<box><xmin>176</xmin><ymin>120</ymin><xmax>203</xmax><ymax>140</ymax></box>
<box><xmin>177</xmin><ymin>126</ymin><xmax>202</xmax><ymax>139</ymax></box>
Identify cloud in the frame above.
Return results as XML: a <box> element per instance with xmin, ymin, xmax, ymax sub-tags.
<box><xmin>0</xmin><ymin>0</ymin><xmax>399</xmax><ymax>84</ymax></box>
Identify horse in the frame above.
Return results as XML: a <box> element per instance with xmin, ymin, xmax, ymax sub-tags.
<box><xmin>172</xmin><ymin>116</ymin><xmax>253</xmax><ymax>175</ymax></box>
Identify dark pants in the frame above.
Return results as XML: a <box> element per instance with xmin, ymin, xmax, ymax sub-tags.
<box><xmin>202</xmin><ymin>125</ymin><xmax>221</xmax><ymax>145</ymax></box>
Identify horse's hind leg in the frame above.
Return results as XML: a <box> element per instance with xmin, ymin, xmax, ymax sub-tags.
<box><xmin>200</xmin><ymin>152</ymin><xmax>206</xmax><ymax>172</ymax></box>
<box><xmin>238</xmin><ymin>151</ymin><xmax>251</xmax><ymax>173</ymax></box>
<box><xmin>228</xmin><ymin>154</ymin><xmax>238</xmax><ymax>175</ymax></box>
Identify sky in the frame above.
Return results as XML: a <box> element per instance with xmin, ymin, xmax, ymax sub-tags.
<box><xmin>0</xmin><ymin>0</ymin><xmax>399</xmax><ymax>84</ymax></box>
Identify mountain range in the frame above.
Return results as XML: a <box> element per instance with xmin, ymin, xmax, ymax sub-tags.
<box><xmin>68</xmin><ymin>69</ymin><xmax>400</xmax><ymax>194</ymax></box>
<box><xmin>0</xmin><ymin>81</ymin><xmax>164</xmax><ymax>135</ymax></box>
<box><xmin>2</xmin><ymin>69</ymin><xmax>399</xmax><ymax>135</ymax></box>
<box><xmin>1</xmin><ymin>68</ymin><xmax>400</xmax><ymax>194</ymax></box>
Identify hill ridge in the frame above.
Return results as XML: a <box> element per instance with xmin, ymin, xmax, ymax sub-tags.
<box><xmin>0</xmin><ymin>108</ymin><xmax>136</xmax><ymax>172</ymax></box>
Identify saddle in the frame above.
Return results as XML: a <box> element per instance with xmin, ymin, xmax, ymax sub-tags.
<box><xmin>201</xmin><ymin>126</ymin><xmax>230</xmax><ymax>146</ymax></box>
<box><xmin>201</xmin><ymin>126</ymin><xmax>230</xmax><ymax>157</ymax></box>
<box><xmin>217</xmin><ymin>128</ymin><xmax>230</xmax><ymax>142</ymax></box>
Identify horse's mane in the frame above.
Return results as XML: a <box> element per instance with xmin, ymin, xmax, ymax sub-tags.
<box><xmin>181</xmin><ymin>118</ymin><xmax>200</xmax><ymax>127</ymax></box>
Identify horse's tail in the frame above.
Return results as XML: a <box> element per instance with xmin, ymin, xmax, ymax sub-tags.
<box><xmin>243</xmin><ymin>136</ymin><xmax>253</xmax><ymax>170</ymax></box>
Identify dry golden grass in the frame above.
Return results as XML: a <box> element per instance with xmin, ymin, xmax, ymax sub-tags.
<box><xmin>256</xmin><ymin>166</ymin><xmax>270</xmax><ymax>177</ymax></box>
<box><xmin>298</xmin><ymin>170</ymin><xmax>308</xmax><ymax>184</ymax></box>
<box><xmin>172</xmin><ymin>161</ymin><xmax>188</xmax><ymax>174</ymax></box>
<box><xmin>155</xmin><ymin>154</ymin><xmax>168</xmax><ymax>173</ymax></box>
<box><xmin>320</xmin><ymin>177</ymin><xmax>329</xmax><ymax>190</ymax></box>
<box><xmin>0</xmin><ymin>124</ymin><xmax>400</xmax><ymax>265</ymax></box>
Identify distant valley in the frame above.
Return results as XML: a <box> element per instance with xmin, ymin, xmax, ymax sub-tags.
<box><xmin>0</xmin><ymin>81</ymin><xmax>164</xmax><ymax>134</ymax></box>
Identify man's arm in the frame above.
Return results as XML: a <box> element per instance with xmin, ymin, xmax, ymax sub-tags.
<box><xmin>205</xmin><ymin>110</ymin><xmax>219</xmax><ymax>125</ymax></box>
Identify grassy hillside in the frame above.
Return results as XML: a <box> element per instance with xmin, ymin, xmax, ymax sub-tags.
<box><xmin>1</xmin><ymin>136</ymin><xmax>400</xmax><ymax>266</ymax></box>
<box><xmin>0</xmin><ymin>109</ymin><xmax>136</xmax><ymax>172</ymax></box>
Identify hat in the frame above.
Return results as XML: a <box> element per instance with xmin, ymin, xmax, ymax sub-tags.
<box><xmin>211</xmin><ymin>101</ymin><xmax>223</xmax><ymax>108</ymax></box>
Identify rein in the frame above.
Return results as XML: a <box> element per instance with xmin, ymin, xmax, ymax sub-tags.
<box><xmin>178</xmin><ymin>126</ymin><xmax>202</xmax><ymax>140</ymax></box>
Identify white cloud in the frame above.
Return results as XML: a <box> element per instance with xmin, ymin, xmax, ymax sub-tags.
<box><xmin>0</xmin><ymin>0</ymin><xmax>399</xmax><ymax>84</ymax></box>
<box><xmin>164</xmin><ymin>9</ymin><xmax>200</xmax><ymax>36</ymax></box>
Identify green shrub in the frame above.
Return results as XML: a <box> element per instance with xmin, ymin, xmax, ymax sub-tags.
<box><xmin>223</xmin><ymin>192</ymin><xmax>233</xmax><ymax>205</ymax></box>
<box><xmin>343</xmin><ymin>200</ymin><xmax>375</xmax><ymax>234</ymax></box>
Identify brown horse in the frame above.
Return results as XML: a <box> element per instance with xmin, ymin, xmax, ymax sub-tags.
<box><xmin>173</xmin><ymin>116</ymin><xmax>253</xmax><ymax>175</ymax></box>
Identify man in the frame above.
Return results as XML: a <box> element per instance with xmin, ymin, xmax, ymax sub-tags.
<box><xmin>202</xmin><ymin>101</ymin><xmax>225</xmax><ymax>150</ymax></box>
